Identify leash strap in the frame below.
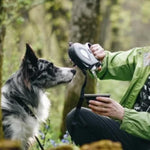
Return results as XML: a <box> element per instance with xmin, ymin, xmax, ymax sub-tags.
<box><xmin>35</xmin><ymin>136</ymin><xmax>44</xmax><ymax>150</ymax></box>
<box><xmin>71</xmin><ymin>69</ymin><xmax>87</xmax><ymax>125</ymax></box>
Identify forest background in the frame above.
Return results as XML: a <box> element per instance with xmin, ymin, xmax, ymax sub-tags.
<box><xmin>0</xmin><ymin>0</ymin><xmax>150</xmax><ymax>149</ymax></box>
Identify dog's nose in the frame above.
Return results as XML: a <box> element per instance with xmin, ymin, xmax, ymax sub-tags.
<box><xmin>71</xmin><ymin>69</ymin><xmax>76</xmax><ymax>75</ymax></box>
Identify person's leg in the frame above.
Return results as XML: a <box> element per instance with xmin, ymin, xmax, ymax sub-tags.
<box><xmin>66</xmin><ymin>107</ymin><xmax>150</xmax><ymax>150</ymax></box>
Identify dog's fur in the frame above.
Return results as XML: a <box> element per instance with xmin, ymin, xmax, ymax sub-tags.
<box><xmin>1</xmin><ymin>44</ymin><xmax>76</xmax><ymax>149</ymax></box>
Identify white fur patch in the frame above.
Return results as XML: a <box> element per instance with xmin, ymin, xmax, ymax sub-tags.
<box><xmin>1</xmin><ymin>85</ymin><xmax>10</xmax><ymax>110</ymax></box>
<box><xmin>33</xmin><ymin>91</ymin><xmax>51</xmax><ymax>122</ymax></box>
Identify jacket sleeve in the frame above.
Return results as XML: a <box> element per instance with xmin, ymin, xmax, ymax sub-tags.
<box><xmin>120</xmin><ymin>108</ymin><xmax>150</xmax><ymax>140</ymax></box>
<box><xmin>96</xmin><ymin>48</ymin><xmax>139</xmax><ymax>81</ymax></box>
<box><xmin>96</xmin><ymin>47</ymin><xmax>150</xmax><ymax>140</ymax></box>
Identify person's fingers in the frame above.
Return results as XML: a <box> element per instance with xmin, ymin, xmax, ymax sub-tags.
<box><xmin>89</xmin><ymin>100</ymin><xmax>110</xmax><ymax>108</ymax></box>
<box><xmin>89</xmin><ymin>104</ymin><xmax>108</xmax><ymax>113</ymax></box>
<box><xmin>96</xmin><ymin>97</ymin><xmax>111</xmax><ymax>103</ymax></box>
<box><xmin>90</xmin><ymin>44</ymin><xmax>104</xmax><ymax>52</ymax></box>
<box><xmin>93</xmin><ymin>50</ymin><xmax>106</xmax><ymax>59</ymax></box>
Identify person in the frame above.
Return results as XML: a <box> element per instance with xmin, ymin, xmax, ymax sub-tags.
<box><xmin>66</xmin><ymin>44</ymin><xmax>150</xmax><ymax>150</ymax></box>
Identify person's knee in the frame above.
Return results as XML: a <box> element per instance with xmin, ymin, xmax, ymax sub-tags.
<box><xmin>66</xmin><ymin>108</ymin><xmax>76</xmax><ymax>127</ymax></box>
<box><xmin>66</xmin><ymin>107</ymin><xmax>100</xmax><ymax>146</ymax></box>
<box><xmin>67</xmin><ymin>107</ymin><xmax>89</xmax><ymax>121</ymax></box>
<box><xmin>66</xmin><ymin>107</ymin><xmax>91</xmax><ymax>130</ymax></box>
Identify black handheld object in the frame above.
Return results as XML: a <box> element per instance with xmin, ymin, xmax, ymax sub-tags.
<box><xmin>67</xmin><ymin>43</ymin><xmax>110</xmax><ymax>133</ymax></box>
<box><xmin>84</xmin><ymin>94</ymin><xmax>110</xmax><ymax>104</ymax></box>
<box><xmin>68</xmin><ymin>43</ymin><xmax>101</xmax><ymax>71</ymax></box>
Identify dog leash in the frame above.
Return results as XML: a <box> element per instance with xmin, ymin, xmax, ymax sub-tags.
<box><xmin>35</xmin><ymin>136</ymin><xmax>44</xmax><ymax>150</ymax></box>
<box><xmin>71</xmin><ymin>70</ymin><xmax>87</xmax><ymax>134</ymax></box>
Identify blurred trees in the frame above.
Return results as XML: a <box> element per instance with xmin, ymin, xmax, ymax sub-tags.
<box><xmin>0</xmin><ymin>0</ymin><xmax>150</xmax><ymax>147</ymax></box>
<box><xmin>45</xmin><ymin>0</ymin><xmax>72</xmax><ymax>65</ymax></box>
<box><xmin>99</xmin><ymin>0</ymin><xmax>121</xmax><ymax>50</ymax></box>
<box><xmin>110</xmin><ymin>0</ymin><xmax>121</xmax><ymax>51</ymax></box>
<box><xmin>60</xmin><ymin>0</ymin><xmax>101</xmax><ymax>136</ymax></box>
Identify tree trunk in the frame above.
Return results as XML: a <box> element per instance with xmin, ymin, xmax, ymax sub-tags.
<box><xmin>60</xmin><ymin>0</ymin><xmax>101</xmax><ymax>137</ymax></box>
<box><xmin>99</xmin><ymin>0</ymin><xmax>112</xmax><ymax>47</ymax></box>
<box><xmin>110</xmin><ymin>0</ymin><xmax>121</xmax><ymax>51</ymax></box>
<box><xmin>0</xmin><ymin>0</ymin><xmax>6</xmax><ymax>140</ymax></box>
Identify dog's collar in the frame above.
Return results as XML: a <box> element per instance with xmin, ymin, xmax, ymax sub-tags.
<box><xmin>3</xmin><ymin>93</ymin><xmax>37</xmax><ymax>119</ymax></box>
<box><xmin>16</xmin><ymin>97</ymin><xmax>37</xmax><ymax>119</ymax></box>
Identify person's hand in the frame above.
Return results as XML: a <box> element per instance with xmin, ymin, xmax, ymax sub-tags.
<box><xmin>88</xmin><ymin>96</ymin><xmax>124</xmax><ymax>120</ymax></box>
<box><xmin>90</xmin><ymin>44</ymin><xmax>106</xmax><ymax>61</ymax></box>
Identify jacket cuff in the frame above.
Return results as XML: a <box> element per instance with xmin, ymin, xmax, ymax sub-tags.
<box><xmin>120</xmin><ymin>108</ymin><xmax>133</xmax><ymax>130</ymax></box>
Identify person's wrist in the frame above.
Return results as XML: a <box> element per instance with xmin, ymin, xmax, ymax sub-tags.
<box><xmin>119</xmin><ymin>107</ymin><xmax>125</xmax><ymax>120</ymax></box>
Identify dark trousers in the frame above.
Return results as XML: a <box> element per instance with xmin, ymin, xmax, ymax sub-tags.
<box><xmin>66</xmin><ymin>107</ymin><xmax>150</xmax><ymax>150</ymax></box>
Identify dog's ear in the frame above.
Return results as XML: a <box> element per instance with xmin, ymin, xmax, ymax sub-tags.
<box><xmin>21</xmin><ymin>44</ymin><xmax>38</xmax><ymax>89</ymax></box>
<box><xmin>24</xmin><ymin>44</ymin><xmax>38</xmax><ymax>66</ymax></box>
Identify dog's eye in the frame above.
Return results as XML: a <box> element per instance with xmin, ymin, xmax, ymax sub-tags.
<box><xmin>38</xmin><ymin>62</ymin><xmax>47</xmax><ymax>71</ymax></box>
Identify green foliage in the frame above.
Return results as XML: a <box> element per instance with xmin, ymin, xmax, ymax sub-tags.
<box><xmin>16</xmin><ymin>16</ymin><xmax>25</xmax><ymax>25</ymax></box>
<box><xmin>31</xmin><ymin>119</ymin><xmax>73</xmax><ymax>149</ymax></box>
<box><xmin>3</xmin><ymin>0</ymin><xmax>31</xmax><ymax>25</ymax></box>
<box><xmin>3</xmin><ymin>0</ymin><xmax>48</xmax><ymax>27</ymax></box>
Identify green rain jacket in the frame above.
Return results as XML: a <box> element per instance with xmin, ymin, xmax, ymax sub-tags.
<box><xmin>96</xmin><ymin>47</ymin><xmax>150</xmax><ymax>141</ymax></box>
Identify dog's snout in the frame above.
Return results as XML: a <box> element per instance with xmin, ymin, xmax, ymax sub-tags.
<box><xmin>71</xmin><ymin>69</ymin><xmax>76</xmax><ymax>75</ymax></box>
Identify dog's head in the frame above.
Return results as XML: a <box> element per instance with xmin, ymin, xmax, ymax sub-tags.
<box><xmin>20</xmin><ymin>44</ymin><xmax>76</xmax><ymax>89</ymax></box>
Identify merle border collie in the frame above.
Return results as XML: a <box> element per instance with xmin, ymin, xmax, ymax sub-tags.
<box><xmin>1</xmin><ymin>44</ymin><xmax>76</xmax><ymax>149</ymax></box>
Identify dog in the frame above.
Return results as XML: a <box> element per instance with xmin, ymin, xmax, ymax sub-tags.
<box><xmin>1</xmin><ymin>44</ymin><xmax>76</xmax><ymax>149</ymax></box>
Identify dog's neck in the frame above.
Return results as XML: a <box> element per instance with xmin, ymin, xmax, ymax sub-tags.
<box><xmin>5</xmin><ymin>72</ymin><xmax>42</xmax><ymax>108</ymax></box>
<box><xmin>2</xmin><ymin>72</ymin><xmax>50</xmax><ymax>121</ymax></box>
